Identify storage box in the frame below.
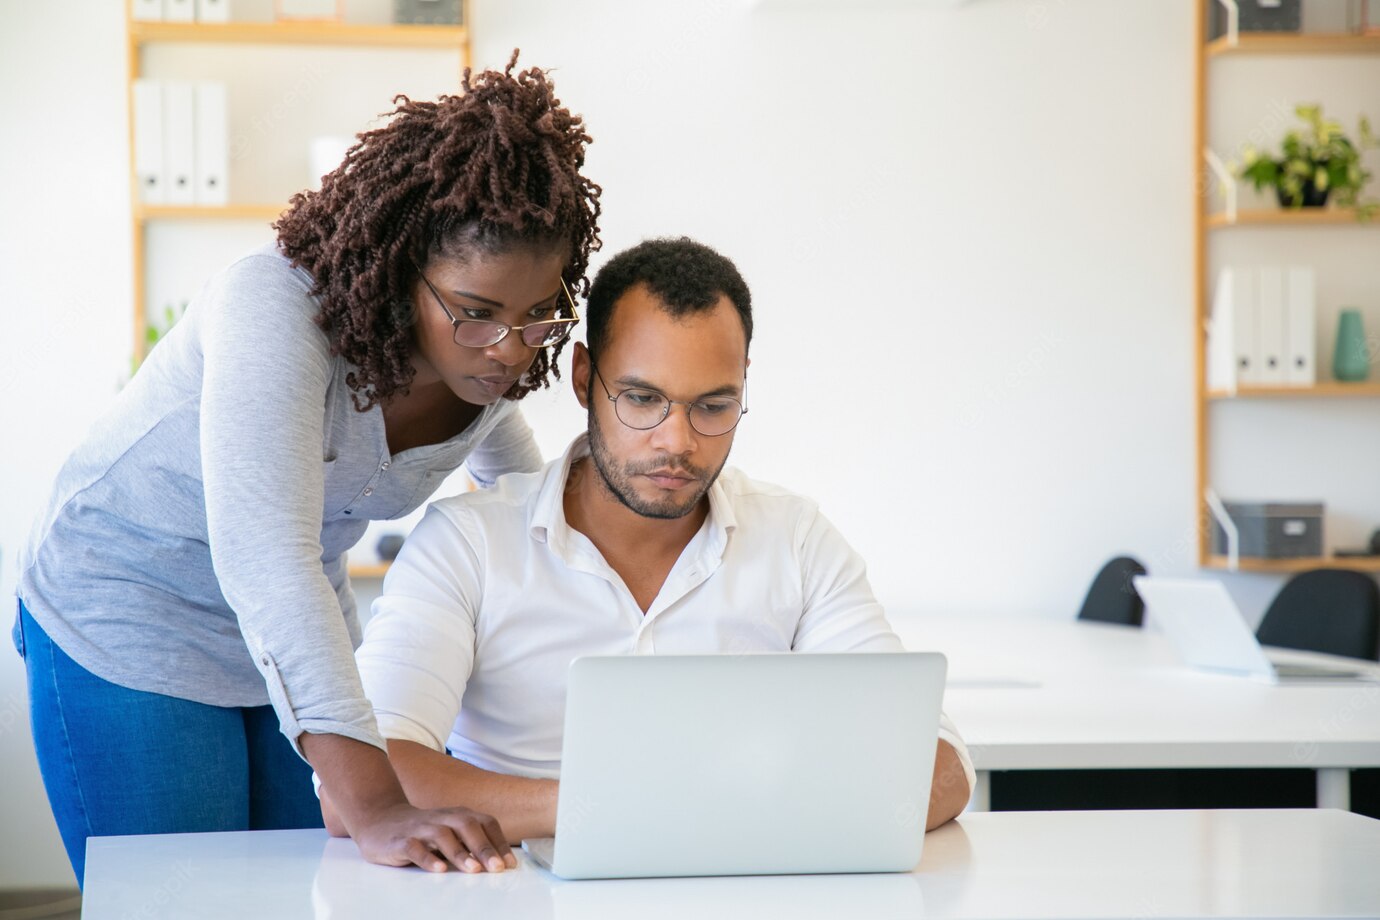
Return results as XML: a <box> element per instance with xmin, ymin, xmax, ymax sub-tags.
<box><xmin>1211</xmin><ymin>501</ymin><xmax>1324</xmax><ymax>559</ymax></box>
<box><xmin>394</xmin><ymin>0</ymin><xmax>462</xmax><ymax>25</ymax></box>
<box><xmin>1208</xmin><ymin>0</ymin><xmax>1302</xmax><ymax>41</ymax></box>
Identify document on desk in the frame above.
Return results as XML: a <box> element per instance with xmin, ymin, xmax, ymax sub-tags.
<box><xmin>946</xmin><ymin>678</ymin><xmax>1042</xmax><ymax>689</ymax></box>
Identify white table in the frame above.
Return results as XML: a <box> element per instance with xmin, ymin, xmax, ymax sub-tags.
<box><xmin>891</xmin><ymin>615</ymin><xmax>1380</xmax><ymax>810</ymax></box>
<box><xmin>83</xmin><ymin>809</ymin><xmax>1380</xmax><ymax>919</ymax></box>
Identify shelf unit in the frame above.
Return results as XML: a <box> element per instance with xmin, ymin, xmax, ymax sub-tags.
<box><xmin>1205</xmin><ymin>207</ymin><xmax>1375</xmax><ymax>228</ymax></box>
<box><xmin>126</xmin><ymin>5</ymin><xmax>469</xmax><ymax>582</ymax></box>
<box><xmin>1205</xmin><ymin>554</ymin><xmax>1380</xmax><ymax>574</ymax></box>
<box><xmin>1205</xmin><ymin>32</ymin><xmax>1380</xmax><ymax>57</ymax></box>
<box><xmin>129</xmin><ymin>20</ymin><xmax>468</xmax><ymax>48</ymax></box>
<box><xmin>125</xmin><ymin>3</ymin><xmax>470</xmax><ymax>361</ymax></box>
<box><xmin>1193</xmin><ymin>4</ymin><xmax>1380</xmax><ymax>576</ymax></box>
<box><xmin>346</xmin><ymin>563</ymin><xmax>392</xmax><ymax>580</ymax></box>
<box><xmin>1206</xmin><ymin>382</ymin><xmax>1380</xmax><ymax>400</ymax></box>
<box><xmin>134</xmin><ymin>203</ymin><xmax>289</xmax><ymax>222</ymax></box>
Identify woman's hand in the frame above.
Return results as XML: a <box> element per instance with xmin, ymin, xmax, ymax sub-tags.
<box><xmin>347</xmin><ymin>800</ymin><xmax>516</xmax><ymax>874</ymax></box>
<box><xmin>302</xmin><ymin>732</ymin><xmax>514</xmax><ymax>873</ymax></box>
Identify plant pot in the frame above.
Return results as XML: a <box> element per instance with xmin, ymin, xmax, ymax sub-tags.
<box><xmin>1276</xmin><ymin>180</ymin><xmax>1330</xmax><ymax>209</ymax></box>
<box><xmin>1333</xmin><ymin>309</ymin><xmax>1371</xmax><ymax>382</ymax></box>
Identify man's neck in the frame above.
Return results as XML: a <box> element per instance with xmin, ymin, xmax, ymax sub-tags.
<box><xmin>562</xmin><ymin>457</ymin><xmax>709</xmax><ymax>611</ymax></box>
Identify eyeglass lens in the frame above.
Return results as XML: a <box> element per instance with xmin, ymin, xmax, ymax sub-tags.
<box><xmin>453</xmin><ymin>320</ymin><xmax>574</xmax><ymax>349</ymax></box>
<box><xmin>613</xmin><ymin>389</ymin><xmax>744</xmax><ymax>436</ymax></box>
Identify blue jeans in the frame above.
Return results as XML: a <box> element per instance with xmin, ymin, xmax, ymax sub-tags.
<box><xmin>13</xmin><ymin>602</ymin><xmax>324</xmax><ymax>887</ymax></box>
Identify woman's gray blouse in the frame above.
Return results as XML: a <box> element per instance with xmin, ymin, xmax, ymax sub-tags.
<box><xmin>16</xmin><ymin>244</ymin><xmax>543</xmax><ymax>755</ymax></box>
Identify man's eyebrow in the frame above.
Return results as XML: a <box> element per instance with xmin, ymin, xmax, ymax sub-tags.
<box><xmin>449</xmin><ymin>289</ymin><xmax>561</xmax><ymax>310</ymax></box>
<box><xmin>615</xmin><ymin>375</ymin><xmax>743</xmax><ymax>398</ymax></box>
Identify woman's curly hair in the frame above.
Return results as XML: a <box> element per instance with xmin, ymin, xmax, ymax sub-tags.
<box><xmin>275</xmin><ymin>50</ymin><xmax>601</xmax><ymax>410</ymax></box>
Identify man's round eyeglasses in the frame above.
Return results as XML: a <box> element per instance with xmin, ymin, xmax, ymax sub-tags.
<box><xmin>592</xmin><ymin>362</ymin><xmax>747</xmax><ymax>437</ymax></box>
<box><xmin>416</xmin><ymin>267</ymin><xmax>580</xmax><ymax>349</ymax></box>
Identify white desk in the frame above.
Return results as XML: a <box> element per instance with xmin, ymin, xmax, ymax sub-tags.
<box><xmin>83</xmin><ymin>809</ymin><xmax>1380</xmax><ymax>919</ymax></box>
<box><xmin>891</xmin><ymin>615</ymin><xmax>1380</xmax><ymax>810</ymax></box>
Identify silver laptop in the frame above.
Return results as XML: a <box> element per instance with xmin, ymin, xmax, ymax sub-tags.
<box><xmin>521</xmin><ymin>652</ymin><xmax>948</xmax><ymax>880</ymax></box>
<box><xmin>1133</xmin><ymin>576</ymin><xmax>1374</xmax><ymax>683</ymax></box>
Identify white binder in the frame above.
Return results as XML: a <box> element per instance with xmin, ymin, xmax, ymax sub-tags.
<box><xmin>164</xmin><ymin>0</ymin><xmax>195</xmax><ymax>21</ymax></box>
<box><xmin>1208</xmin><ymin>268</ymin><xmax>1238</xmax><ymax>392</ymax></box>
<box><xmin>132</xmin><ymin>0</ymin><xmax>164</xmax><ymax>20</ymax></box>
<box><xmin>196</xmin><ymin>0</ymin><xmax>231</xmax><ymax>22</ymax></box>
<box><xmin>194</xmin><ymin>83</ymin><xmax>229</xmax><ymax>206</ymax></box>
<box><xmin>163</xmin><ymin>81</ymin><xmax>197</xmax><ymax>206</ymax></box>
<box><xmin>1233</xmin><ymin>268</ymin><xmax>1260</xmax><ymax>386</ymax></box>
<box><xmin>133</xmin><ymin>80</ymin><xmax>165</xmax><ymax>205</ymax></box>
<box><xmin>1285</xmin><ymin>267</ymin><xmax>1317</xmax><ymax>386</ymax></box>
<box><xmin>1209</xmin><ymin>267</ymin><xmax>1260</xmax><ymax>389</ymax></box>
<box><xmin>1256</xmin><ymin>266</ymin><xmax>1286</xmax><ymax>385</ymax></box>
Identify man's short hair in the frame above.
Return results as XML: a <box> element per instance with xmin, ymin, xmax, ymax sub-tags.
<box><xmin>584</xmin><ymin>237</ymin><xmax>753</xmax><ymax>361</ymax></box>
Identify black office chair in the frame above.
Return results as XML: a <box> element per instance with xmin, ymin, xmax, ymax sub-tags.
<box><xmin>1255</xmin><ymin>569</ymin><xmax>1380</xmax><ymax>661</ymax></box>
<box><xmin>1076</xmin><ymin>556</ymin><xmax>1148</xmax><ymax>627</ymax></box>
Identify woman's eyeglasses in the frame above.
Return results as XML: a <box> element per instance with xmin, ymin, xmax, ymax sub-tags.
<box><xmin>416</xmin><ymin>269</ymin><xmax>580</xmax><ymax>350</ymax></box>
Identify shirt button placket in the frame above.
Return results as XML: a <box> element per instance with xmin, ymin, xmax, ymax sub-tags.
<box><xmin>361</xmin><ymin>460</ymin><xmax>388</xmax><ymax>499</ymax></box>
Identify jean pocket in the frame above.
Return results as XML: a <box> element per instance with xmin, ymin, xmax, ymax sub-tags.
<box><xmin>11</xmin><ymin>600</ymin><xmax>27</xmax><ymax>659</ymax></box>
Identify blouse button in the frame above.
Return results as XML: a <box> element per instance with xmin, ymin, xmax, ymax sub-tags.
<box><xmin>363</xmin><ymin>486</ymin><xmax>374</xmax><ymax>496</ymax></box>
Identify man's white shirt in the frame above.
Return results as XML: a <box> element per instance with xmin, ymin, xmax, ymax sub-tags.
<box><xmin>356</xmin><ymin>434</ymin><xmax>975</xmax><ymax>794</ymax></box>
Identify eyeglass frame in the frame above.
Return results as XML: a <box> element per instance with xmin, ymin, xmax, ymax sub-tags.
<box><xmin>590</xmin><ymin>361</ymin><xmax>748</xmax><ymax>437</ymax></box>
<box><xmin>414</xmin><ymin>263</ymin><xmax>581</xmax><ymax>350</ymax></box>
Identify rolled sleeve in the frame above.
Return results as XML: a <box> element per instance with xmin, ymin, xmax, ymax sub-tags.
<box><xmin>200</xmin><ymin>254</ymin><xmax>382</xmax><ymax>757</ymax></box>
<box><xmin>356</xmin><ymin>503</ymin><xmax>484</xmax><ymax>752</ymax></box>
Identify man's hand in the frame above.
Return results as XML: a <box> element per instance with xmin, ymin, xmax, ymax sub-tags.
<box><xmin>387</xmin><ymin>739</ymin><xmax>559</xmax><ymax>844</ymax></box>
<box><xmin>302</xmin><ymin>732</ymin><xmax>515</xmax><ymax>873</ymax></box>
<box><xmin>926</xmin><ymin>739</ymin><xmax>971</xmax><ymax>831</ymax></box>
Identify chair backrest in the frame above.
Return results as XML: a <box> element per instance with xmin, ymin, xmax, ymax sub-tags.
<box><xmin>1256</xmin><ymin>569</ymin><xmax>1380</xmax><ymax>661</ymax></box>
<box><xmin>1077</xmin><ymin>556</ymin><xmax>1148</xmax><ymax>626</ymax></box>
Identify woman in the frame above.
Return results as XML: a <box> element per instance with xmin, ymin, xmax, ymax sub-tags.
<box><xmin>12</xmin><ymin>53</ymin><xmax>600</xmax><ymax>884</ymax></box>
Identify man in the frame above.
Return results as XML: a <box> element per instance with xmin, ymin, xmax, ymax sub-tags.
<box><xmin>323</xmin><ymin>237</ymin><xmax>973</xmax><ymax>853</ymax></box>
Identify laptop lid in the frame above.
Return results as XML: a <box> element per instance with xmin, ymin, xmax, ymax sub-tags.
<box><xmin>1133</xmin><ymin>576</ymin><xmax>1277</xmax><ymax>681</ymax></box>
<box><xmin>544</xmin><ymin>652</ymin><xmax>947</xmax><ymax>880</ymax></box>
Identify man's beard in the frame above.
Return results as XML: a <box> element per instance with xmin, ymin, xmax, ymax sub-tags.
<box><xmin>586</xmin><ymin>410</ymin><xmax>727</xmax><ymax>520</ymax></box>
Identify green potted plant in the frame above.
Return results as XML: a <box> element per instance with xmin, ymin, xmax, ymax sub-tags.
<box><xmin>129</xmin><ymin>302</ymin><xmax>186</xmax><ymax>377</ymax></box>
<box><xmin>1236</xmin><ymin>104</ymin><xmax>1378</xmax><ymax>216</ymax></box>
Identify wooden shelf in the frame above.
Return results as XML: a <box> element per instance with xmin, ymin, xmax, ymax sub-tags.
<box><xmin>1205</xmin><ymin>207</ymin><xmax>1374</xmax><ymax>229</ymax></box>
<box><xmin>1206</xmin><ymin>382</ymin><xmax>1380</xmax><ymax>400</ymax></box>
<box><xmin>1192</xmin><ymin>3</ymin><xmax>1380</xmax><ymax>575</ymax></box>
<box><xmin>135</xmin><ymin>203</ymin><xmax>286</xmax><ymax>223</ymax></box>
<box><xmin>130</xmin><ymin>20</ymin><xmax>467</xmax><ymax>49</ymax></box>
<box><xmin>347</xmin><ymin>563</ymin><xmax>391</xmax><ymax>579</ymax></box>
<box><xmin>1206</xmin><ymin>32</ymin><xmax>1380</xmax><ymax>57</ymax></box>
<box><xmin>1206</xmin><ymin>554</ymin><xmax>1380</xmax><ymax>574</ymax></box>
<box><xmin>126</xmin><ymin>5</ymin><xmax>470</xmax><ymax>362</ymax></box>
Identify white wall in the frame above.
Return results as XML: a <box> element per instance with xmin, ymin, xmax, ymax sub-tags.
<box><xmin>475</xmin><ymin>0</ymin><xmax>1211</xmax><ymax>619</ymax></box>
<box><xmin>0</xmin><ymin>0</ymin><xmax>131</xmax><ymax>889</ymax></box>
<box><xmin>4</xmin><ymin>0</ymin><xmax>1373</xmax><ymax>889</ymax></box>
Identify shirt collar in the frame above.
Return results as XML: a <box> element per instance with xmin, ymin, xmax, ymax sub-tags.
<box><xmin>529</xmin><ymin>433</ymin><xmax>738</xmax><ymax>558</ymax></box>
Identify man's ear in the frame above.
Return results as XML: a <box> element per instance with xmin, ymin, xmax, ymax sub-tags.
<box><xmin>571</xmin><ymin>342</ymin><xmax>591</xmax><ymax>410</ymax></box>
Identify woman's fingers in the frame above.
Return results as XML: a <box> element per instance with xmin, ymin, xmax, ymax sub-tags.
<box><xmin>402</xmin><ymin>836</ymin><xmax>448</xmax><ymax>873</ymax></box>
<box><xmin>352</xmin><ymin>804</ymin><xmax>514</xmax><ymax>873</ymax></box>
<box><xmin>425</xmin><ymin>824</ymin><xmax>483</xmax><ymax>873</ymax></box>
<box><xmin>443</xmin><ymin>809</ymin><xmax>514</xmax><ymax>873</ymax></box>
